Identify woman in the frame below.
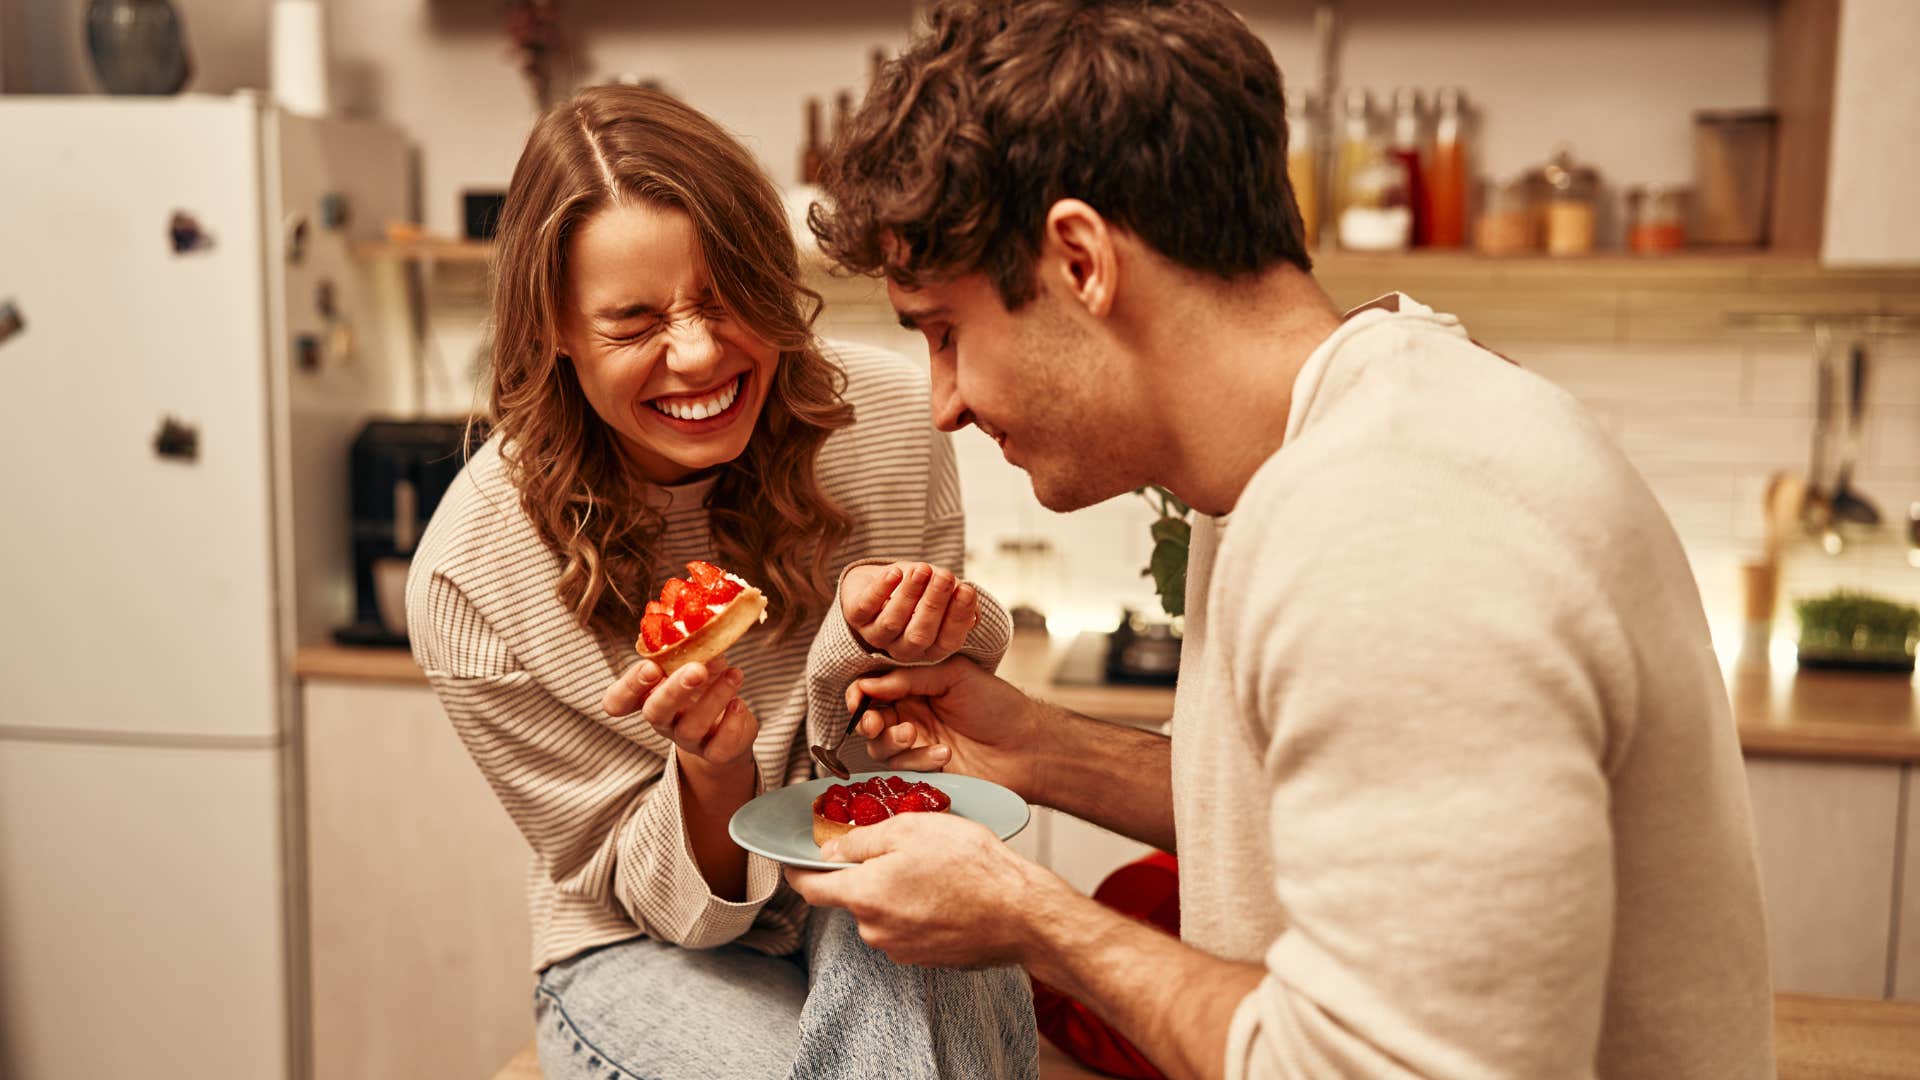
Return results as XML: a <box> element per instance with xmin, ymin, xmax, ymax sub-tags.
<box><xmin>405</xmin><ymin>84</ymin><xmax>1036</xmax><ymax>1080</ymax></box>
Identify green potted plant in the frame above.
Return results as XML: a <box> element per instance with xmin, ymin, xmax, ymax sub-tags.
<box><xmin>1794</xmin><ymin>589</ymin><xmax>1920</xmax><ymax>674</ymax></box>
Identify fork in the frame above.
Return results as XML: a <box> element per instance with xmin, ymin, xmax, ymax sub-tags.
<box><xmin>808</xmin><ymin>695</ymin><xmax>874</xmax><ymax>781</ymax></box>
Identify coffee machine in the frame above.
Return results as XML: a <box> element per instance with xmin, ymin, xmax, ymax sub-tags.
<box><xmin>333</xmin><ymin>419</ymin><xmax>479</xmax><ymax>647</ymax></box>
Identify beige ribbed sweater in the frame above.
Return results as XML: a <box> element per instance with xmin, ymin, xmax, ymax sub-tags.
<box><xmin>1174</xmin><ymin>296</ymin><xmax>1775</xmax><ymax>1078</ymax></box>
<box><xmin>406</xmin><ymin>342</ymin><xmax>1011</xmax><ymax>971</ymax></box>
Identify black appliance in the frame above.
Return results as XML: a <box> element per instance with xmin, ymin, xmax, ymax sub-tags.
<box><xmin>333</xmin><ymin>419</ymin><xmax>479</xmax><ymax>647</ymax></box>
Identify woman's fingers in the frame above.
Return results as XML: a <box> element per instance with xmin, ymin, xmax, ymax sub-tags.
<box><xmin>896</xmin><ymin>567</ymin><xmax>957</xmax><ymax>656</ymax></box>
<box><xmin>602</xmin><ymin>658</ymin><xmax>663</xmax><ymax>717</ymax></box>
<box><xmin>867</xmin><ymin>563</ymin><xmax>932</xmax><ymax>644</ymax></box>
<box><xmin>846</xmin><ymin>565</ymin><xmax>904</xmax><ymax>626</ymax></box>
<box><xmin>928</xmin><ymin>583</ymin><xmax>978</xmax><ymax>659</ymax></box>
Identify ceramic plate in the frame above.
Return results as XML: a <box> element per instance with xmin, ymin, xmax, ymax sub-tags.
<box><xmin>729</xmin><ymin>771</ymin><xmax>1029</xmax><ymax>871</ymax></box>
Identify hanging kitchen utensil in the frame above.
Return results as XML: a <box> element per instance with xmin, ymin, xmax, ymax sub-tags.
<box><xmin>1828</xmin><ymin>339</ymin><xmax>1882</xmax><ymax>528</ymax></box>
<box><xmin>1800</xmin><ymin>323</ymin><xmax>1835</xmax><ymax>538</ymax></box>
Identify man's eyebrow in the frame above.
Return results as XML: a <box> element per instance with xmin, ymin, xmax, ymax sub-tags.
<box><xmin>896</xmin><ymin>305</ymin><xmax>948</xmax><ymax>332</ymax></box>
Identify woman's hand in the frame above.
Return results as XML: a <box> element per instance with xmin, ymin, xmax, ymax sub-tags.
<box><xmin>841</xmin><ymin>562</ymin><xmax>979</xmax><ymax>663</ymax></box>
<box><xmin>602</xmin><ymin>656</ymin><xmax>758</xmax><ymax>772</ymax></box>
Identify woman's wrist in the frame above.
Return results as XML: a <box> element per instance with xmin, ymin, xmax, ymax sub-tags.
<box><xmin>677</xmin><ymin>750</ymin><xmax>757</xmax><ymax>807</ymax></box>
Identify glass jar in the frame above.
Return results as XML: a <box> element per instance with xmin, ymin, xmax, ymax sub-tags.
<box><xmin>1286</xmin><ymin>91</ymin><xmax>1322</xmax><ymax>250</ymax></box>
<box><xmin>1338</xmin><ymin>147</ymin><xmax>1413</xmax><ymax>252</ymax></box>
<box><xmin>1626</xmin><ymin>184</ymin><xmax>1689</xmax><ymax>253</ymax></box>
<box><xmin>1540</xmin><ymin>146</ymin><xmax>1599</xmax><ymax>256</ymax></box>
<box><xmin>1475</xmin><ymin>175</ymin><xmax>1538</xmax><ymax>256</ymax></box>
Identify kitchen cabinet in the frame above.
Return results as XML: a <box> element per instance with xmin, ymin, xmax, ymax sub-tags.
<box><xmin>1898</xmin><ymin>767</ymin><xmax>1920</xmax><ymax>1000</ymax></box>
<box><xmin>1745</xmin><ymin>758</ymin><xmax>1903</xmax><ymax>998</ymax></box>
<box><xmin>302</xmin><ymin>678</ymin><xmax>533</xmax><ymax>1080</ymax></box>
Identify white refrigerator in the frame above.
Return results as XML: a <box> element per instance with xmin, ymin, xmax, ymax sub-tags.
<box><xmin>0</xmin><ymin>93</ymin><xmax>412</xmax><ymax>1080</ymax></box>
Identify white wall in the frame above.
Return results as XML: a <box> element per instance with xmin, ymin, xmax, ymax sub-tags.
<box><xmin>1822</xmin><ymin>0</ymin><xmax>1920</xmax><ymax>265</ymax></box>
<box><xmin>10</xmin><ymin>1</ymin><xmax>1773</xmax><ymax>239</ymax></box>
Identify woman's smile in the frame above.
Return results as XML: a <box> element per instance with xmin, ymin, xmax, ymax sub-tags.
<box><xmin>643</xmin><ymin>372</ymin><xmax>750</xmax><ymax>433</ymax></box>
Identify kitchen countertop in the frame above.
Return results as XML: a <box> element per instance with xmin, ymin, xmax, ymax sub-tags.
<box><xmin>295</xmin><ymin>631</ymin><xmax>1920</xmax><ymax>764</ymax></box>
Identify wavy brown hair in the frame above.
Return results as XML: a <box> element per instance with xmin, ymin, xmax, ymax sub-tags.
<box><xmin>488</xmin><ymin>84</ymin><xmax>854</xmax><ymax>642</ymax></box>
<box><xmin>812</xmin><ymin>0</ymin><xmax>1310</xmax><ymax>310</ymax></box>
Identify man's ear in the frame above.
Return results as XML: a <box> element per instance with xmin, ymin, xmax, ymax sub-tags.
<box><xmin>1040</xmin><ymin>198</ymin><xmax>1116</xmax><ymax>318</ymax></box>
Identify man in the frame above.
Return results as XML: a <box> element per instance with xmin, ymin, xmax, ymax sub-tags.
<box><xmin>791</xmin><ymin>2</ymin><xmax>1774</xmax><ymax>1077</ymax></box>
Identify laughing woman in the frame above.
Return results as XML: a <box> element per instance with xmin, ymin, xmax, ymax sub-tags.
<box><xmin>405</xmin><ymin>85</ymin><xmax>1036</xmax><ymax>1080</ymax></box>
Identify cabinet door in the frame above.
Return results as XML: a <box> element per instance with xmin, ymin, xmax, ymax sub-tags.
<box><xmin>1897</xmin><ymin>767</ymin><xmax>1919</xmax><ymax>1000</ymax></box>
<box><xmin>1745</xmin><ymin>758</ymin><xmax>1902</xmax><ymax>997</ymax></box>
<box><xmin>303</xmin><ymin>680</ymin><xmax>533</xmax><ymax>1080</ymax></box>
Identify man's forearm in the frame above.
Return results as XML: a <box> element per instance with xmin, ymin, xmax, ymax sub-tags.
<box><xmin>1031</xmin><ymin>702</ymin><xmax>1176</xmax><ymax>852</ymax></box>
<box><xmin>1024</xmin><ymin>881</ymin><xmax>1262</xmax><ymax>1080</ymax></box>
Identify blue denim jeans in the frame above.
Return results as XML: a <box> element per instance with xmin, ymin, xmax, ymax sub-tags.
<box><xmin>534</xmin><ymin>906</ymin><xmax>1038</xmax><ymax>1080</ymax></box>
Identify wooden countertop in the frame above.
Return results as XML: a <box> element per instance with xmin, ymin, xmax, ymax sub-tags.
<box><xmin>295</xmin><ymin>632</ymin><xmax>1920</xmax><ymax>763</ymax></box>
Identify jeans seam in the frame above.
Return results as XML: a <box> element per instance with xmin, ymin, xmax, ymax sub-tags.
<box><xmin>536</xmin><ymin>984</ymin><xmax>656</xmax><ymax>1080</ymax></box>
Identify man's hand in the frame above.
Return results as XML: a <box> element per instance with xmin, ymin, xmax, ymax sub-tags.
<box><xmin>786</xmin><ymin>812</ymin><xmax>1077</xmax><ymax>968</ymax></box>
<box><xmin>847</xmin><ymin>656</ymin><xmax>1047</xmax><ymax>801</ymax></box>
<box><xmin>602</xmin><ymin>656</ymin><xmax>757</xmax><ymax>769</ymax></box>
<box><xmin>842</xmin><ymin>562</ymin><xmax>979</xmax><ymax>663</ymax></box>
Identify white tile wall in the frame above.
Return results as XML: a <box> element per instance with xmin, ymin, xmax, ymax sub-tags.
<box><xmin>814</xmin><ymin>314</ymin><xmax>1920</xmax><ymax>634</ymax></box>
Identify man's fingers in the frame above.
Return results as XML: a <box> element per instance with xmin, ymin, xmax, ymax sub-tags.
<box><xmin>877</xmin><ymin>744</ymin><xmax>952</xmax><ymax>772</ymax></box>
<box><xmin>864</xmin><ymin>719</ymin><xmax>920</xmax><ymax>761</ymax></box>
<box><xmin>819</xmin><ymin>815</ymin><xmax>907</xmax><ymax>864</ymax></box>
<box><xmin>850</xmin><ymin>656</ymin><xmax>972</xmax><ymax>706</ymax></box>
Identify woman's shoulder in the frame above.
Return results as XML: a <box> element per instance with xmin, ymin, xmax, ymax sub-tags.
<box><xmin>819</xmin><ymin>339</ymin><xmax>930</xmax><ymax>417</ymax></box>
<box><xmin>411</xmin><ymin>434</ymin><xmax>558</xmax><ymax>593</ymax></box>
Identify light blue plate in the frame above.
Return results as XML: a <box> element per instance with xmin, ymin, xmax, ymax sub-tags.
<box><xmin>729</xmin><ymin>771</ymin><xmax>1029</xmax><ymax>871</ymax></box>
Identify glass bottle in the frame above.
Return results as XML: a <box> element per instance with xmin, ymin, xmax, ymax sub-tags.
<box><xmin>1332</xmin><ymin>88</ymin><xmax>1376</xmax><ymax>235</ymax></box>
<box><xmin>1425</xmin><ymin>88</ymin><xmax>1469</xmax><ymax>249</ymax></box>
<box><xmin>799</xmin><ymin>97</ymin><xmax>824</xmax><ymax>185</ymax></box>
<box><xmin>1388</xmin><ymin>88</ymin><xmax>1428</xmax><ymax>247</ymax></box>
<box><xmin>1286</xmin><ymin>91</ymin><xmax>1322</xmax><ymax>250</ymax></box>
<box><xmin>1338</xmin><ymin>146</ymin><xmax>1412</xmax><ymax>252</ymax></box>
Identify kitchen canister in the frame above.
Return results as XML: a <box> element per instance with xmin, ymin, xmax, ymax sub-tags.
<box><xmin>271</xmin><ymin>0</ymin><xmax>331</xmax><ymax>117</ymax></box>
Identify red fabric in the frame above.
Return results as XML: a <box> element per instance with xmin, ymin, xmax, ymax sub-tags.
<box><xmin>1031</xmin><ymin>852</ymin><xmax>1180</xmax><ymax>1080</ymax></box>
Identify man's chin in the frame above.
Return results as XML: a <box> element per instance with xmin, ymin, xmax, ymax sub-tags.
<box><xmin>1028</xmin><ymin>469</ymin><xmax>1127</xmax><ymax>515</ymax></box>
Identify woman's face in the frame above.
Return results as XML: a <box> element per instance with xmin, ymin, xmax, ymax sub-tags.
<box><xmin>556</xmin><ymin>200</ymin><xmax>780</xmax><ymax>485</ymax></box>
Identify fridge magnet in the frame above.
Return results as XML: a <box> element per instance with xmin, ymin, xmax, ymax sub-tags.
<box><xmin>0</xmin><ymin>300</ymin><xmax>24</xmax><ymax>348</ymax></box>
<box><xmin>287</xmin><ymin>214</ymin><xmax>310</xmax><ymax>265</ymax></box>
<box><xmin>320</xmin><ymin>192</ymin><xmax>351</xmax><ymax>230</ymax></box>
<box><xmin>294</xmin><ymin>332</ymin><xmax>321</xmax><ymax>372</ymax></box>
<box><xmin>152</xmin><ymin>415</ymin><xmax>199</xmax><ymax>462</ymax></box>
<box><xmin>315</xmin><ymin>279</ymin><xmax>337</xmax><ymax>320</ymax></box>
<box><xmin>168</xmin><ymin>210</ymin><xmax>214</xmax><ymax>254</ymax></box>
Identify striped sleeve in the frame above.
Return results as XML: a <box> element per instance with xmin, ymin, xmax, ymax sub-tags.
<box><xmin>802</xmin><ymin>423</ymin><xmax>1013</xmax><ymax>755</ymax></box>
<box><xmin>411</xmin><ymin>569</ymin><xmax>785</xmax><ymax>951</ymax></box>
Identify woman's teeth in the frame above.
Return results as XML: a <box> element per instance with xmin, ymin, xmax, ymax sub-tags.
<box><xmin>650</xmin><ymin>377</ymin><xmax>741</xmax><ymax>421</ymax></box>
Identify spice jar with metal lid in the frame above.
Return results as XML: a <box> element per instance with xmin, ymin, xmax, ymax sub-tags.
<box><xmin>1538</xmin><ymin>145</ymin><xmax>1599</xmax><ymax>256</ymax></box>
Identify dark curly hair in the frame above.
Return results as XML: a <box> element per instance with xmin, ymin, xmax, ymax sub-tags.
<box><xmin>810</xmin><ymin>0</ymin><xmax>1311</xmax><ymax>310</ymax></box>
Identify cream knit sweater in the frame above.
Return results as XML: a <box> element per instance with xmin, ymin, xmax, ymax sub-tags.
<box><xmin>1173</xmin><ymin>296</ymin><xmax>1774</xmax><ymax>1078</ymax></box>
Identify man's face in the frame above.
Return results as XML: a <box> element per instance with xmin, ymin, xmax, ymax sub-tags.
<box><xmin>888</xmin><ymin>271</ymin><xmax>1139</xmax><ymax>512</ymax></box>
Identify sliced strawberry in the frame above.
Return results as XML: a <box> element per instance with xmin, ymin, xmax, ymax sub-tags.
<box><xmin>660</xmin><ymin>578</ymin><xmax>688</xmax><ymax>609</ymax></box>
<box><xmin>849</xmin><ymin>793</ymin><xmax>890</xmax><ymax>826</ymax></box>
<box><xmin>865</xmin><ymin>776</ymin><xmax>896</xmax><ymax>798</ymax></box>
<box><xmin>640</xmin><ymin>611</ymin><xmax>682</xmax><ymax>651</ymax></box>
<box><xmin>881</xmin><ymin>795</ymin><xmax>907</xmax><ymax>814</ymax></box>
<box><xmin>821</xmin><ymin>800</ymin><xmax>853</xmax><ymax>824</ymax></box>
<box><xmin>707</xmin><ymin>577</ymin><xmax>743</xmax><ymax>604</ymax></box>
<box><xmin>687</xmin><ymin>560</ymin><xmax>725</xmax><ymax>588</ymax></box>
<box><xmin>824</xmin><ymin>784</ymin><xmax>854</xmax><ymax>803</ymax></box>
<box><xmin>644</xmin><ymin>599</ymin><xmax>672</xmax><ymax>618</ymax></box>
<box><xmin>674</xmin><ymin>581</ymin><xmax>713</xmax><ymax>633</ymax></box>
<box><xmin>917</xmin><ymin>784</ymin><xmax>950</xmax><ymax>812</ymax></box>
<box><xmin>896</xmin><ymin>790</ymin><xmax>934</xmax><ymax>813</ymax></box>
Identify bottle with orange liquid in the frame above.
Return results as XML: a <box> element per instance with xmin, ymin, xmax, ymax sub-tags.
<box><xmin>1425</xmin><ymin>88</ymin><xmax>1469</xmax><ymax>249</ymax></box>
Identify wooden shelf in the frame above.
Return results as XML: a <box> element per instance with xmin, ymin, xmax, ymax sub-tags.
<box><xmin>351</xmin><ymin>237</ymin><xmax>493</xmax><ymax>263</ymax></box>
